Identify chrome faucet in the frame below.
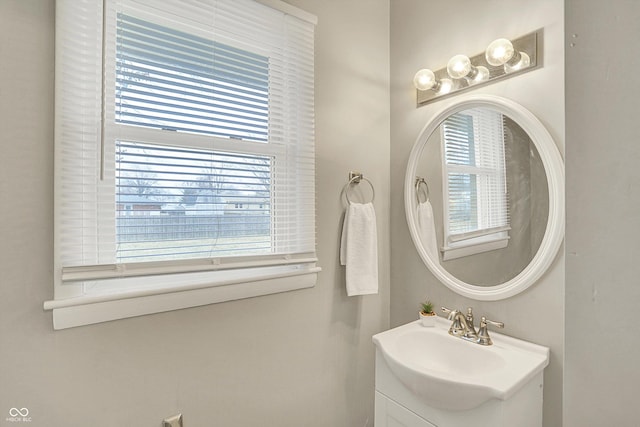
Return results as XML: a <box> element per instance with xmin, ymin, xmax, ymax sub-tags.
<box><xmin>441</xmin><ymin>307</ymin><xmax>504</xmax><ymax>346</ymax></box>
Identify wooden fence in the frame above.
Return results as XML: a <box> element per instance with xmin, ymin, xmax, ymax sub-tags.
<box><xmin>116</xmin><ymin>214</ymin><xmax>270</xmax><ymax>242</ymax></box>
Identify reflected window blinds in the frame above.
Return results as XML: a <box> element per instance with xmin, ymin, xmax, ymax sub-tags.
<box><xmin>442</xmin><ymin>108</ymin><xmax>510</xmax><ymax>246</ymax></box>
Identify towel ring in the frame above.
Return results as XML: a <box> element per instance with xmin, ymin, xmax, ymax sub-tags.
<box><xmin>344</xmin><ymin>172</ymin><xmax>375</xmax><ymax>204</ymax></box>
<box><xmin>415</xmin><ymin>177</ymin><xmax>429</xmax><ymax>203</ymax></box>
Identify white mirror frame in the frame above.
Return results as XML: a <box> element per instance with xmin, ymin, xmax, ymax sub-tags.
<box><xmin>405</xmin><ymin>94</ymin><xmax>564</xmax><ymax>300</ymax></box>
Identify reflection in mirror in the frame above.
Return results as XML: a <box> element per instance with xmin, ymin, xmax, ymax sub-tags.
<box><xmin>441</xmin><ymin>109</ymin><xmax>510</xmax><ymax>260</ymax></box>
<box><xmin>416</xmin><ymin>109</ymin><xmax>548</xmax><ymax>287</ymax></box>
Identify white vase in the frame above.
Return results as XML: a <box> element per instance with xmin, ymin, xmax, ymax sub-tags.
<box><xmin>419</xmin><ymin>311</ymin><xmax>437</xmax><ymax>327</ymax></box>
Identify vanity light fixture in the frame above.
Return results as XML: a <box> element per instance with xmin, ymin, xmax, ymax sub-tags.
<box><xmin>415</xmin><ymin>29</ymin><xmax>542</xmax><ymax>106</ymax></box>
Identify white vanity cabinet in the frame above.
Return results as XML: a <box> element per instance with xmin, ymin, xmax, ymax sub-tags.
<box><xmin>375</xmin><ymin>391</ymin><xmax>436</xmax><ymax>427</ymax></box>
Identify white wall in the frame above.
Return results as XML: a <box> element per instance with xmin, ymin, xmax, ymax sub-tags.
<box><xmin>564</xmin><ymin>1</ymin><xmax>640</xmax><ymax>425</ymax></box>
<box><xmin>0</xmin><ymin>1</ymin><xmax>390</xmax><ymax>426</ymax></box>
<box><xmin>389</xmin><ymin>1</ymin><xmax>564</xmax><ymax>426</ymax></box>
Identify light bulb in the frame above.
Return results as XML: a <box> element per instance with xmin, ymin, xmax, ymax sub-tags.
<box><xmin>413</xmin><ymin>69</ymin><xmax>436</xmax><ymax>91</ymax></box>
<box><xmin>504</xmin><ymin>52</ymin><xmax>530</xmax><ymax>73</ymax></box>
<box><xmin>446</xmin><ymin>55</ymin><xmax>472</xmax><ymax>79</ymax></box>
<box><xmin>485</xmin><ymin>38</ymin><xmax>515</xmax><ymax>66</ymax></box>
<box><xmin>471</xmin><ymin>66</ymin><xmax>490</xmax><ymax>84</ymax></box>
<box><xmin>436</xmin><ymin>78</ymin><xmax>453</xmax><ymax>95</ymax></box>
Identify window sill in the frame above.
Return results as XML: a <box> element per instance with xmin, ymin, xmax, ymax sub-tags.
<box><xmin>442</xmin><ymin>235</ymin><xmax>509</xmax><ymax>261</ymax></box>
<box><xmin>44</xmin><ymin>266</ymin><xmax>320</xmax><ymax>330</ymax></box>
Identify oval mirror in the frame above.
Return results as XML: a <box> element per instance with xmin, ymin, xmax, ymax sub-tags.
<box><xmin>405</xmin><ymin>95</ymin><xmax>564</xmax><ymax>300</ymax></box>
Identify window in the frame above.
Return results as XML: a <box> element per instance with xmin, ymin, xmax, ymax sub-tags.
<box><xmin>46</xmin><ymin>0</ymin><xmax>318</xmax><ymax>329</ymax></box>
<box><xmin>441</xmin><ymin>108</ymin><xmax>510</xmax><ymax>260</ymax></box>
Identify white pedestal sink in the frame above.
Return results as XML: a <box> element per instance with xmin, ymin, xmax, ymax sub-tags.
<box><xmin>373</xmin><ymin>317</ymin><xmax>549</xmax><ymax>427</ymax></box>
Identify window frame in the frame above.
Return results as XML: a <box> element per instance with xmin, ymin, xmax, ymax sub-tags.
<box><xmin>46</xmin><ymin>0</ymin><xmax>318</xmax><ymax>330</ymax></box>
<box><xmin>440</xmin><ymin>108</ymin><xmax>510</xmax><ymax>261</ymax></box>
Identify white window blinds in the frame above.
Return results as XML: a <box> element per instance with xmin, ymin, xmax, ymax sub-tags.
<box><xmin>53</xmin><ymin>0</ymin><xmax>317</xmax><ymax>303</ymax></box>
<box><xmin>441</xmin><ymin>108</ymin><xmax>509</xmax><ymax>253</ymax></box>
<box><xmin>114</xmin><ymin>12</ymin><xmax>270</xmax><ymax>141</ymax></box>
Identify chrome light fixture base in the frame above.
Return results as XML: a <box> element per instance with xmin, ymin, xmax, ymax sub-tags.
<box><xmin>416</xmin><ymin>29</ymin><xmax>542</xmax><ymax>107</ymax></box>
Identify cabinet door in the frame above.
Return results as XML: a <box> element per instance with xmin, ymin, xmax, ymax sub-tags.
<box><xmin>375</xmin><ymin>392</ymin><xmax>437</xmax><ymax>427</ymax></box>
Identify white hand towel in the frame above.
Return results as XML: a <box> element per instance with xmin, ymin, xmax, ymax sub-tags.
<box><xmin>417</xmin><ymin>200</ymin><xmax>439</xmax><ymax>259</ymax></box>
<box><xmin>340</xmin><ymin>202</ymin><xmax>378</xmax><ymax>296</ymax></box>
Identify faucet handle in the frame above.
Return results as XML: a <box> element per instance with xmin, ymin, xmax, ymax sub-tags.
<box><xmin>441</xmin><ymin>306</ymin><xmax>457</xmax><ymax>319</ymax></box>
<box><xmin>482</xmin><ymin>317</ymin><xmax>504</xmax><ymax>328</ymax></box>
<box><xmin>477</xmin><ymin>316</ymin><xmax>504</xmax><ymax>346</ymax></box>
<box><xmin>441</xmin><ymin>307</ymin><xmax>469</xmax><ymax>337</ymax></box>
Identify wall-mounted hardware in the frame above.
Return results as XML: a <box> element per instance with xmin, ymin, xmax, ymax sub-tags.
<box><xmin>415</xmin><ymin>176</ymin><xmax>430</xmax><ymax>203</ymax></box>
<box><xmin>344</xmin><ymin>171</ymin><xmax>375</xmax><ymax>204</ymax></box>
<box><xmin>163</xmin><ymin>414</ymin><xmax>183</xmax><ymax>427</ymax></box>
<box><xmin>348</xmin><ymin>171</ymin><xmax>364</xmax><ymax>184</ymax></box>
<box><xmin>414</xmin><ymin>29</ymin><xmax>542</xmax><ymax>106</ymax></box>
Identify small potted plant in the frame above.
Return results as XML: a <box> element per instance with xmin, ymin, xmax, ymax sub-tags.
<box><xmin>419</xmin><ymin>299</ymin><xmax>437</xmax><ymax>327</ymax></box>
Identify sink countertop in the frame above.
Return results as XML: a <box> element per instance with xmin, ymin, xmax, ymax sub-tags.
<box><xmin>372</xmin><ymin>317</ymin><xmax>550</xmax><ymax>410</ymax></box>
